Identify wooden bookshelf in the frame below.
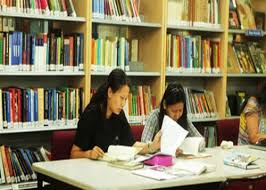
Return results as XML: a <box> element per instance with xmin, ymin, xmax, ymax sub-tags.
<box><xmin>0</xmin><ymin>11</ymin><xmax>86</xmax><ymax>22</ymax></box>
<box><xmin>226</xmin><ymin>0</ymin><xmax>266</xmax><ymax>115</ymax></box>
<box><xmin>164</xmin><ymin>0</ymin><xmax>229</xmax><ymax>120</ymax></box>
<box><xmin>0</xmin><ymin>0</ymin><xmax>89</xmax><ymax>187</ymax></box>
<box><xmin>167</xmin><ymin>25</ymin><xmax>224</xmax><ymax>32</ymax></box>
<box><xmin>89</xmin><ymin>0</ymin><xmax>166</xmax><ymax>108</ymax></box>
<box><xmin>3</xmin><ymin>0</ymin><xmax>266</xmax><ymax>188</ymax></box>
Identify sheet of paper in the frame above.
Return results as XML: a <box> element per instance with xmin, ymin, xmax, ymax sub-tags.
<box><xmin>132</xmin><ymin>166</ymin><xmax>176</xmax><ymax>180</ymax></box>
<box><xmin>160</xmin><ymin>115</ymin><xmax>188</xmax><ymax>156</ymax></box>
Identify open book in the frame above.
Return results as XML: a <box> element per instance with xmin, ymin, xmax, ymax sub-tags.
<box><xmin>102</xmin><ymin>145</ymin><xmax>141</xmax><ymax>161</ymax></box>
<box><xmin>101</xmin><ymin>145</ymin><xmax>143</xmax><ymax>170</ymax></box>
<box><xmin>224</xmin><ymin>151</ymin><xmax>259</xmax><ymax>169</ymax></box>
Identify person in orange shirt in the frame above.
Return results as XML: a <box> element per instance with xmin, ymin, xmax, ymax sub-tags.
<box><xmin>239</xmin><ymin>83</ymin><xmax>266</xmax><ymax>145</ymax></box>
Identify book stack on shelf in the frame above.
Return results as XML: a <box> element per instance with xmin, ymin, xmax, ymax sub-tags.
<box><xmin>184</xmin><ymin>88</ymin><xmax>218</xmax><ymax>120</ymax></box>
<box><xmin>166</xmin><ymin>0</ymin><xmax>226</xmax><ymax>124</ymax></box>
<box><xmin>229</xmin><ymin>0</ymin><xmax>241</xmax><ymax>29</ymax></box>
<box><xmin>234</xmin><ymin>0</ymin><xmax>256</xmax><ymax>30</ymax></box>
<box><xmin>0</xmin><ymin>1</ymin><xmax>88</xmax><ymax>188</ymax></box>
<box><xmin>167</xmin><ymin>0</ymin><xmax>220</xmax><ymax>28</ymax></box>
<box><xmin>0</xmin><ymin>0</ymin><xmax>77</xmax><ymax>17</ymax></box>
<box><xmin>226</xmin><ymin>0</ymin><xmax>266</xmax><ymax>121</ymax></box>
<box><xmin>91</xmin><ymin>24</ymin><xmax>141</xmax><ymax>73</ymax></box>
<box><xmin>166</xmin><ymin>33</ymin><xmax>221</xmax><ymax>74</ymax></box>
<box><xmin>0</xmin><ymin>87</ymin><xmax>84</xmax><ymax>131</ymax></box>
<box><xmin>227</xmin><ymin>0</ymin><xmax>266</xmax><ymax>75</ymax></box>
<box><xmin>0</xmin><ymin>145</ymin><xmax>49</xmax><ymax>185</ymax></box>
<box><xmin>125</xmin><ymin>85</ymin><xmax>156</xmax><ymax>125</ymax></box>
<box><xmin>92</xmin><ymin>0</ymin><xmax>141</xmax><ymax>23</ymax></box>
<box><xmin>90</xmin><ymin>0</ymin><xmax>164</xmax><ymax>128</ymax></box>
<box><xmin>0</xmin><ymin>29</ymin><xmax>84</xmax><ymax>73</ymax></box>
<box><xmin>228</xmin><ymin>42</ymin><xmax>266</xmax><ymax>74</ymax></box>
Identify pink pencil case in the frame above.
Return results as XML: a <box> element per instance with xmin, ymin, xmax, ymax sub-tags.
<box><xmin>144</xmin><ymin>154</ymin><xmax>173</xmax><ymax>167</ymax></box>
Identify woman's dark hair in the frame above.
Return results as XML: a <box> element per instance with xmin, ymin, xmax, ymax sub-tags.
<box><xmin>158</xmin><ymin>83</ymin><xmax>188</xmax><ymax>130</ymax></box>
<box><xmin>240</xmin><ymin>82</ymin><xmax>266</xmax><ymax>113</ymax></box>
<box><xmin>87</xmin><ymin>68</ymin><xmax>130</xmax><ymax>113</ymax></box>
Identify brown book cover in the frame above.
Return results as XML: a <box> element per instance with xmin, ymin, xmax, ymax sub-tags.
<box><xmin>235</xmin><ymin>0</ymin><xmax>256</xmax><ymax>29</ymax></box>
<box><xmin>0</xmin><ymin>145</ymin><xmax>11</xmax><ymax>183</ymax></box>
<box><xmin>227</xmin><ymin>43</ymin><xmax>241</xmax><ymax>73</ymax></box>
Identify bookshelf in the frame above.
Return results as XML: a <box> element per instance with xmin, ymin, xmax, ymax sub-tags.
<box><xmin>165</xmin><ymin>0</ymin><xmax>229</xmax><ymax>120</ymax></box>
<box><xmin>90</xmin><ymin>0</ymin><xmax>166</xmax><ymax>124</ymax></box>
<box><xmin>226</xmin><ymin>0</ymin><xmax>266</xmax><ymax>118</ymax></box>
<box><xmin>0</xmin><ymin>0</ymin><xmax>89</xmax><ymax>189</ymax></box>
<box><xmin>1</xmin><ymin>0</ymin><xmax>266</xmax><ymax>188</ymax></box>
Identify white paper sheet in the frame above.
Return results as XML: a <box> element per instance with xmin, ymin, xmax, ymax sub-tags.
<box><xmin>160</xmin><ymin>115</ymin><xmax>188</xmax><ymax>156</ymax></box>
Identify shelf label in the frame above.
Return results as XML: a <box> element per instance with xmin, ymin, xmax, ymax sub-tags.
<box><xmin>245</xmin><ymin>29</ymin><xmax>264</xmax><ymax>37</ymax></box>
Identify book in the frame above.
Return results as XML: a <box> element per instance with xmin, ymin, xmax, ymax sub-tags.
<box><xmin>101</xmin><ymin>145</ymin><xmax>141</xmax><ymax>161</ymax></box>
<box><xmin>224</xmin><ymin>151</ymin><xmax>259</xmax><ymax>169</ymax></box>
<box><xmin>173</xmin><ymin>161</ymin><xmax>208</xmax><ymax>175</ymax></box>
<box><xmin>227</xmin><ymin>43</ymin><xmax>241</xmax><ymax>73</ymax></box>
<box><xmin>132</xmin><ymin>166</ymin><xmax>177</xmax><ymax>180</ymax></box>
<box><xmin>235</xmin><ymin>0</ymin><xmax>256</xmax><ymax>30</ymax></box>
<box><xmin>248</xmin><ymin>42</ymin><xmax>265</xmax><ymax>73</ymax></box>
<box><xmin>108</xmin><ymin>160</ymin><xmax>143</xmax><ymax>170</ymax></box>
<box><xmin>249</xmin><ymin>139</ymin><xmax>266</xmax><ymax>151</ymax></box>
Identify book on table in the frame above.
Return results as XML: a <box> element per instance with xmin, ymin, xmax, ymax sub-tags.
<box><xmin>100</xmin><ymin>145</ymin><xmax>143</xmax><ymax>170</ymax></box>
<box><xmin>224</xmin><ymin>151</ymin><xmax>259</xmax><ymax>169</ymax></box>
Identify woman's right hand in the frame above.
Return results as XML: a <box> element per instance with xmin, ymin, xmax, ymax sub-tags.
<box><xmin>87</xmin><ymin>146</ymin><xmax>104</xmax><ymax>160</ymax></box>
<box><xmin>175</xmin><ymin>148</ymin><xmax>183</xmax><ymax>157</ymax></box>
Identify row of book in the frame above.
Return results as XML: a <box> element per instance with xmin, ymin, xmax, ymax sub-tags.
<box><xmin>228</xmin><ymin>42</ymin><xmax>266</xmax><ymax>74</ymax></box>
<box><xmin>166</xmin><ymin>33</ymin><xmax>221</xmax><ymax>73</ymax></box>
<box><xmin>0</xmin><ymin>31</ymin><xmax>84</xmax><ymax>72</ymax></box>
<box><xmin>91</xmin><ymin>37</ymin><xmax>139</xmax><ymax>72</ymax></box>
<box><xmin>0</xmin><ymin>145</ymin><xmax>49</xmax><ymax>184</ymax></box>
<box><xmin>184</xmin><ymin>88</ymin><xmax>218</xmax><ymax>120</ymax></box>
<box><xmin>168</xmin><ymin>0</ymin><xmax>220</xmax><ymax>28</ymax></box>
<box><xmin>229</xmin><ymin>0</ymin><xmax>259</xmax><ymax>30</ymax></box>
<box><xmin>125</xmin><ymin>85</ymin><xmax>156</xmax><ymax>125</ymax></box>
<box><xmin>0</xmin><ymin>87</ymin><xmax>84</xmax><ymax>130</ymax></box>
<box><xmin>0</xmin><ymin>0</ymin><xmax>77</xmax><ymax>17</ymax></box>
<box><xmin>92</xmin><ymin>0</ymin><xmax>141</xmax><ymax>23</ymax></box>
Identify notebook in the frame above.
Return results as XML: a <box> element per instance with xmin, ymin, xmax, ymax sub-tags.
<box><xmin>249</xmin><ymin>139</ymin><xmax>266</xmax><ymax>151</ymax></box>
<box><xmin>249</xmin><ymin>144</ymin><xmax>266</xmax><ymax>151</ymax></box>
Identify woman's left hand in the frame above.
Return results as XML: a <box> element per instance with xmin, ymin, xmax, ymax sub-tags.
<box><xmin>151</xmin><ymin>131</ymin><xmax>161</xmax><ymax>152</ymax></box>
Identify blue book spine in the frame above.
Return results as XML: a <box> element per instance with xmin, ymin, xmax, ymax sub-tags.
<box><xmin>53</xmin><ymin>89</ymin><xmax>57</xmax><ymax>121</ymax></box>
<box><xmin>18</xmin><ymin>32</ymin><xmax>23</xmax><ymax>67</ymax></box>
<box><xmin>18</xmin><ymin>148</ymin><xmax>34</xmax><ymax>176</ymax></box>
<box><xmin>6</xmin><ymin>91</ymin><xmax>11</xmax><ymax>124</ymax></box>
<box><xmin>31</xmin><ymin>35</ymin><xmax>35</xmax><ymax>66</ymax></box>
